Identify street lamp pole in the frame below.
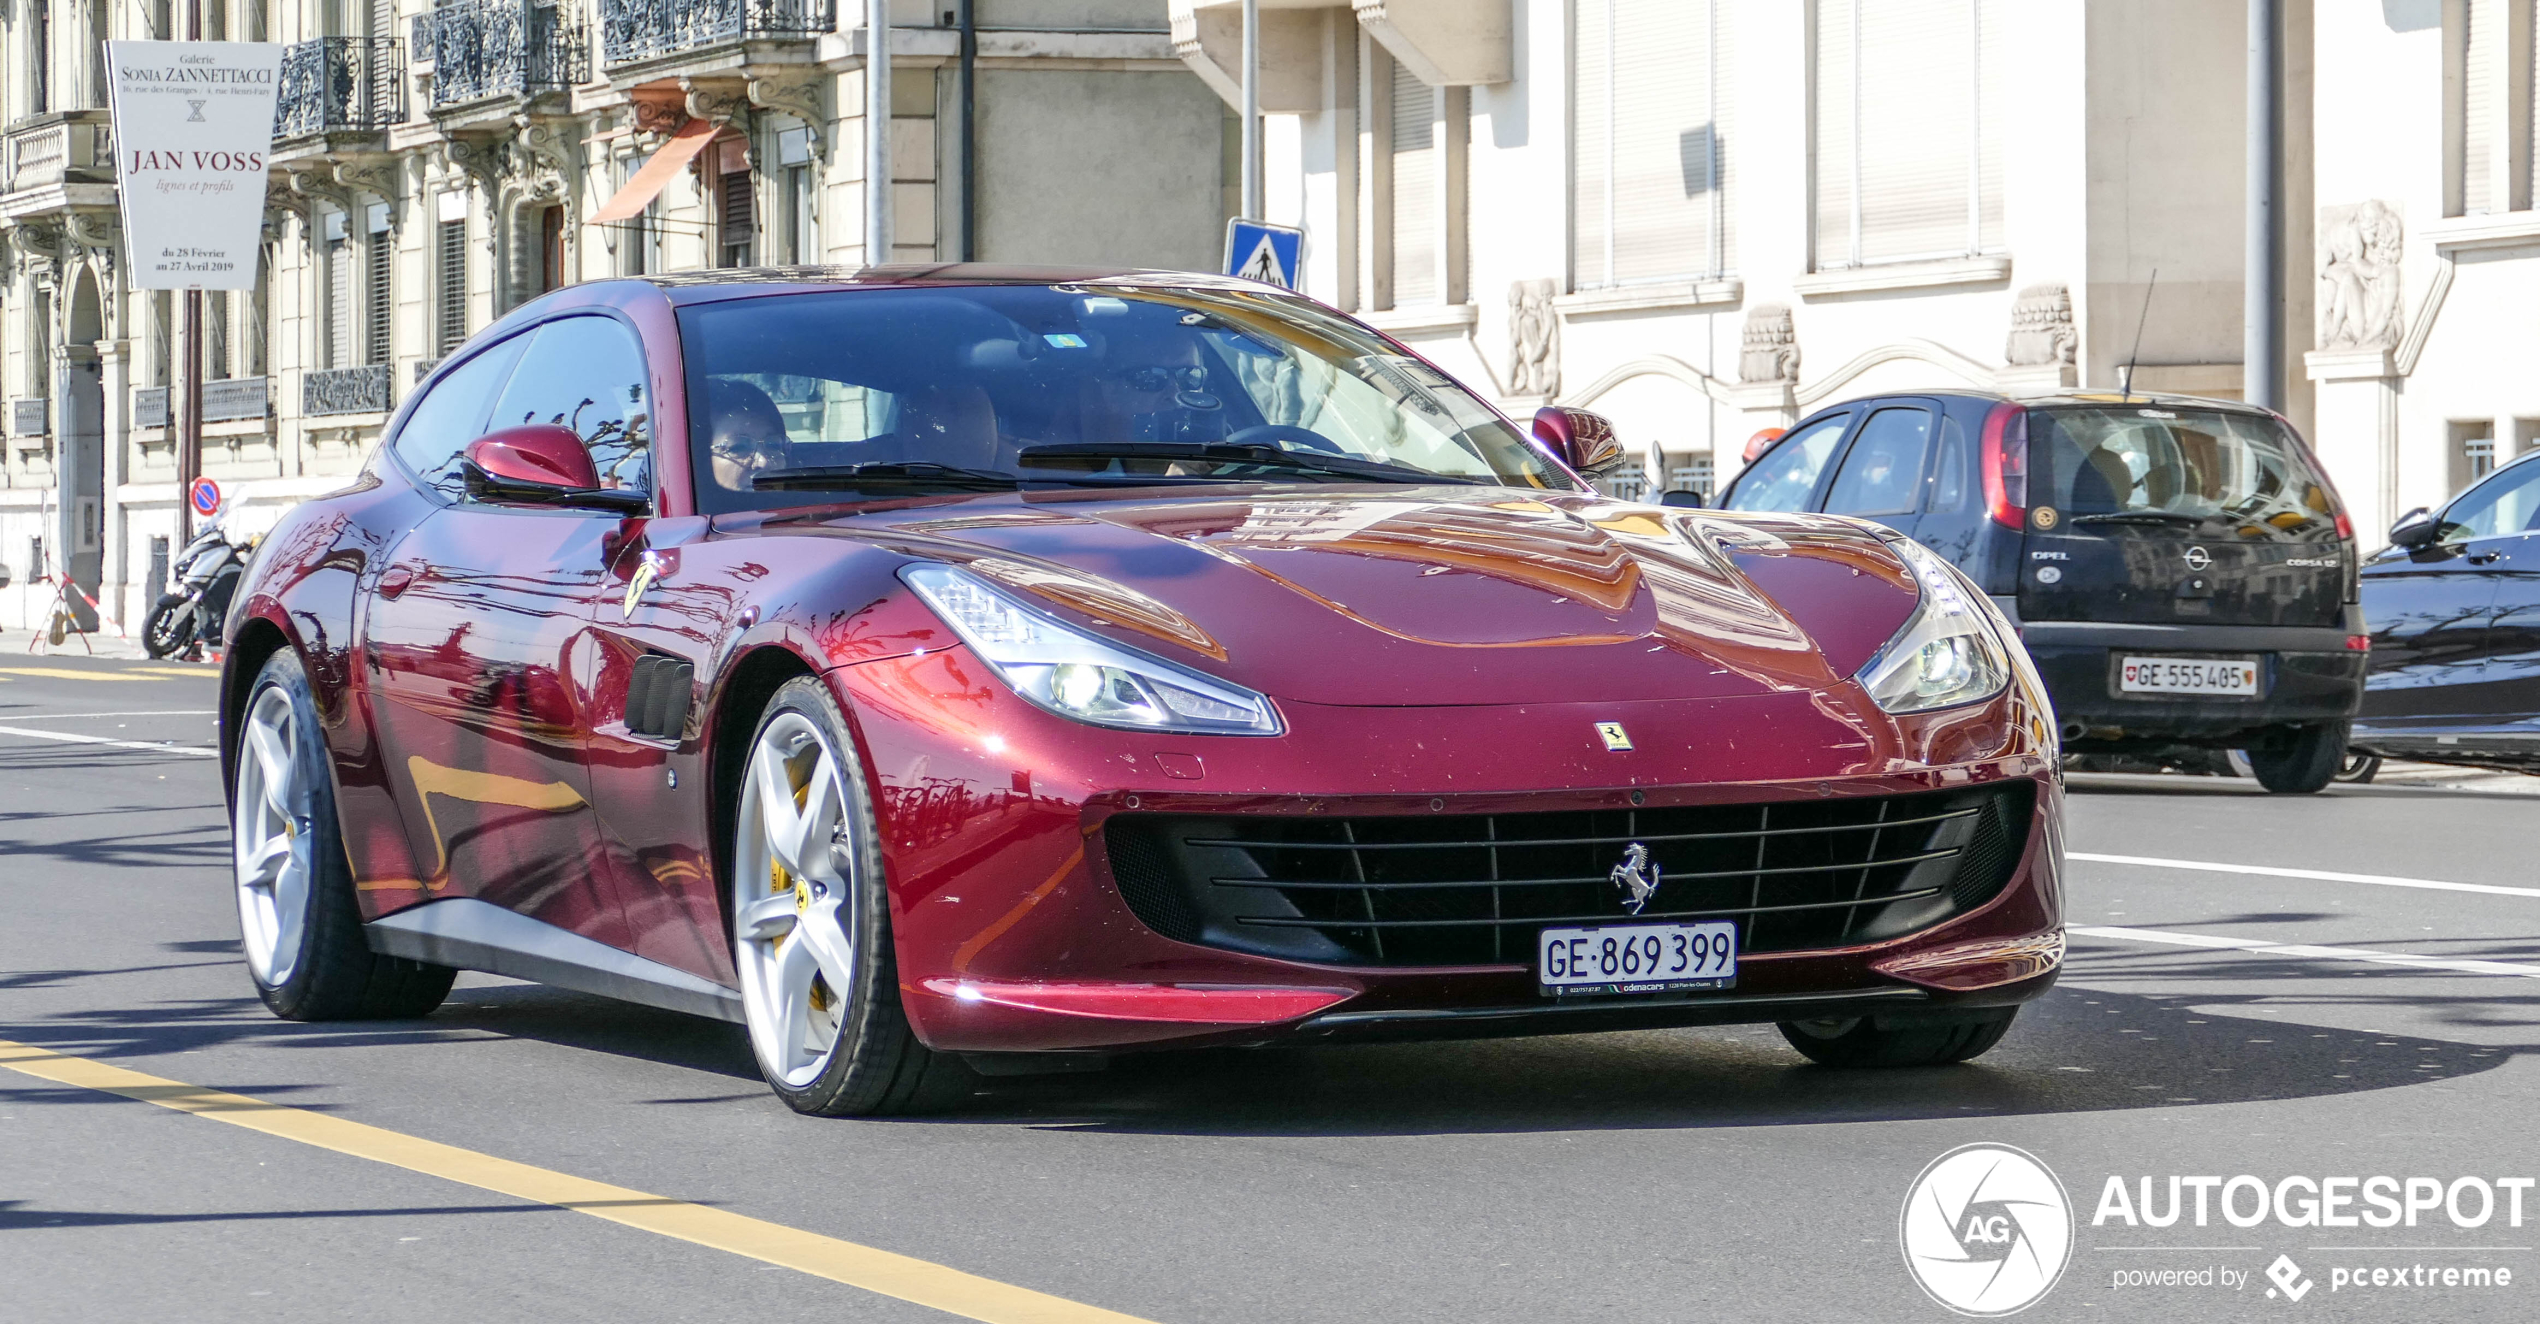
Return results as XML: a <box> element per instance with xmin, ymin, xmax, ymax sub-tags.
<box><xmin>1241</xmin><ymin>0</ymin><xmax>1261</xmax><ymax>220</ymax></box>
<box><xmin>2245</xmin><ymin>0</ymin><xmax>2281</xmax><ymax>413</ymax></box>
<box><xmin>175</xmin><ymin>0</ymin><xmax>204</xmax><ymax>544</ymax></box>
<box><xmin>866</xmin><ymin>0</ymin><xmax>893</xmax><ymax>264</ymax></box>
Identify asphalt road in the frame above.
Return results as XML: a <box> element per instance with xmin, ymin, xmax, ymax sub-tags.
<box><xmin>5</xmin><ymin>653</ymin><xmax>2538</xmax><ymax>1323</ymax></box>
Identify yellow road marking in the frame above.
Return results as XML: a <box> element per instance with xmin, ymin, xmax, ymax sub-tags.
<box><xmin>0</xmin><ymin>1039</ymin><xmax>1161</xmax><ymax>1324</ymax></box>
<box><xmin>0</xmin><ymin>667</ymin><xmax>161</xmax><ymax>682</ymax></box>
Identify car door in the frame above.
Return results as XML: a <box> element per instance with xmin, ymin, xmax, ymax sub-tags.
<box><xmin>361</xmin><ymin>326</ymin><xmax>631</xmax><ymax>946</ymax></box>
<box><xmin>1819</xmin><ymin>403</ymin><xmax>1938</xmax><ymax>538</ymax></box>
<box><xmin>2359</xmin><ymin>458</ymin><xmax>2540</xmax><ymax>731</ymax></box>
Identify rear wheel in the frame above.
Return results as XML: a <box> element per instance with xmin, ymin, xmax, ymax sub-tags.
<box><xmin>1777</xmin><ymin>1009</ymin><xmax>2017</xmax><ymax>1067</ymax></box>
<box><xmin>731</xmin><ymin>676</ymin><xmax>970</xmax><ymax>1116</ymax></box>
<box><xmin>143</xmin><ymin>594</ymin><xmax>193</xmax><ymax>659</ymax></box>
<box><xmin>2245</xmin><ymin>721</ymin><xmax>2348</xmax><ymax>794</ymax></box>
<box><xmin>233</xmin><ymin>649</ymin><xmax>454</xmax><ymax>1020</ymax></box>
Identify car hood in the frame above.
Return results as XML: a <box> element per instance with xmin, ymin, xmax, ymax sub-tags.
<box><xmin>773</xmin><ymin>487</ymin><xmax>1922</xmax><ymax>707</ymax></box>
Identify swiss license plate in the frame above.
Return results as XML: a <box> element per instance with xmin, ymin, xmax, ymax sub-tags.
<box><xmin>2118</xmin><ymin>655</ymin><xmax>2260</xmax><ymax>696</ymax></box>
<box><xmin>1538</xmin><ymin>922</ymin><xmax>1737</xmax><ymax>996</ymax></box>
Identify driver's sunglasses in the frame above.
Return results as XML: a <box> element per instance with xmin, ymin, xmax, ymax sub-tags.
<box><xmin>1120</xmin><ymin>365</ymin><xmax>1209</xmax><ymax>394</ymax></box>
<box><xmin>712</xmin><ymin>436</ymin><xmax>784</xmax><ymax>463</ymax></box>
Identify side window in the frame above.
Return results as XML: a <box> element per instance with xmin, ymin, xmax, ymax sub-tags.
<box><xmin>487</xmin><ymin>316</ymin><xmax>654</xmax><ymax>493</ymax></box>
<box><xmin>389</xmin><ymin>334</ymin><xmax>530</xmax><ymax>498</ymax></box>
<box><xmin>2441</xmin><ymin>460</ymin><xmax>2540</xmax><ymax>542</ymax></box>
<box><xmin>1824</xmin><ymin>407</ymin><xmax>1934</xmax><ymax>517</ymax></box>
<box><xmin>1723</xmin><ymin>414</ymin><xmax>1849</xmax><ymax>512</ymax></box>
<box><xmin>1927</xmin><ymin>411</ymin><xmax>1970</xmax><ymax>513</ymax></box>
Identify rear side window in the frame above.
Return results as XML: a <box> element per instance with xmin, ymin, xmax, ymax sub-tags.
<box><xmin>1824</xmin><ymin>407</ymin><xmax>1932</xmax><ymax>516</ymax></box>
<box><xmin>2029</xmin><ymin>406</ymin><xmax>2339</xmax><ymax>534</ymax></box>
<box><xmin>2441</xmin><ymin>460</ymin><xmax>2540</xmax><ymax>541</ymax></box>
<box><xmin>390</xmin><ymin>335</ymin><xmax>530</xmax><ymax>497</ymax></box>
<box><xmin>1723</xmin><ymin>414</ymin><xmax>1848</xmax><ymax>511</ymax></box>
<box><xmin>486</xmin><ymin>317</ymin><xmax>654</xmax><ymax>494</ymax></box>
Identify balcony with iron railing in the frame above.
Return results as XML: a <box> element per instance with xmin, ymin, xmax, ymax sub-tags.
<box><xmin>276</xmin><ymin>37</ymin><xmax>408</xmax><ymax>143</ymax></box>
<box><xmin>431</xmin><ymin>0</ymin><xmax>591</xmax><ymax>112</ymax></box>
<box><xmin>304</xmin><ymin>365</ymin><xmax>395</xmax><ymax>418</ymax></box>
<box><xmin>598</xmin><ymin>0</ymin><xmax>833</xmax><ymax>72</ymax></box>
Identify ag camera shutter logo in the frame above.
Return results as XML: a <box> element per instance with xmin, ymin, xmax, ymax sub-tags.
<box><xmin>1901</xmin><ymin>1143</ymin><xmax>2074</xmax><ymax>1316</ymax></box>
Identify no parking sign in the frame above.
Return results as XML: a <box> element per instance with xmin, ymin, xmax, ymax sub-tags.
<box><xmin>189</xmin><ymin>476</ymin><xmax>221</xmax><ymax>518</ymax></box>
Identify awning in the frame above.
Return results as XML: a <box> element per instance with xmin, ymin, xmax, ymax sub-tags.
<box><xmin>587</xmin><ymin>117</ymin><xmax>716</xmax><ymax>225</ymax></box>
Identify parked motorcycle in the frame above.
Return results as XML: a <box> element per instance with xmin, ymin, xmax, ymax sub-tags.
<box><xmin>144</xmin><ymin>517</ymin><xmax>254</xmax><ymax>659</ymax></box>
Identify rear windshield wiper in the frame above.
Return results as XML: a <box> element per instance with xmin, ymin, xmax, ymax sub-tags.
<box><xmin>1015</xmin><ymin>442</ymin><xmax>1468</xmax><ymax>485</ymax></box>
<box><xmin>752</xmin><ymin>462</ymin><xmax>1021</xmax><ymax>491</ymax></box>
<box><xmin>2067</xmin><ymin>510</ymin><xmax>2207</xmax><ymax>526</ymax></box>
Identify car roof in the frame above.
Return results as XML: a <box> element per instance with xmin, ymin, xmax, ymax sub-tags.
<box><xmin>1803</xmin><ymin>387</ymin><xmax>2281</xmax><ymax>420</ymax></box>
<box><xmin>621</xmin><ymin>263</ymin><xmax>1279</xmax><ymax>306</ymax></box>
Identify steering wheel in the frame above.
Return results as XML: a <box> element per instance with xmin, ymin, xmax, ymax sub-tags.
<box><xmin>1223</xmin><ymin>424</ymin><xmax>1350</xmax><ymax>456</ymax></box>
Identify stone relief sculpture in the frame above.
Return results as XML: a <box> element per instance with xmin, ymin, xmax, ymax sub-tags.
<box><xmin>1506</xmin><ymin>279</ymin><xmax>1559</xmax><ymax>397</ymax></box>
<box><xmin>2004</xmin><ymin>283</ymin><xmax>2078</xmax><ymax>368</ymax></box>
<box><xmin>2318</xmin><ymin>200</ymin><xmax>2405</xmax><ymax>350</ymax></box>
<box><xmin>1739</xmin><ymin>304</ymin><xmax>1799</xmax><ymax>384</ymax></box>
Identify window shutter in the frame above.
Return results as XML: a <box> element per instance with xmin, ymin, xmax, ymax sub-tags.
<box><xmin>364</xmin><ymin>234</ymin><xmax>392</xmax><ymax>365</ymax></box>
<box><xmin>1575</xmin><ymin>0</ymin><xmax>1732</xmax><ymax>288</ymax></box>
<box><xmin>1390</xmin><ymin>57</ymin><xmax>1437</xmax><ymax>307</ymax></box>
<box><xmin>436</xmin><ymin>219</ymin><xmax>467</xmax><ymax>353</ymax></box>
<box><xmin>1812</xmin><ymin>0</ymin><xmax>1859</xmax><ymax>269</ymax></box>
<box><xmin>327</xmin><ymin>238</ymin><xmax>353</xmax><ymax>369</ymax></box>
<box><xmin>2467</xmin><ymin>0</ymin><xmax>2499</xmax><ymax>213</ymax></box>
<box><xmin>720</xmin><ymin>168</ymin><xmax>755</xmax><ymax>264</ymax></box>
<box><xmin>1815</xmin><ymin>0</ymin><xmax>2001</xmax><ymax>267</ymax></box>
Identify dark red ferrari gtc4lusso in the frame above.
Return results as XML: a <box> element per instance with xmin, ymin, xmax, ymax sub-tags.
<box><xmin>219</xmin><ymin>266</ymin><xmax>2065</xmax><ymax>1115</ymax></box>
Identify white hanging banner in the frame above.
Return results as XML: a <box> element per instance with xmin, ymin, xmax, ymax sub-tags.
<box><xmin>105</xmin><ymin>41</ymin><xmax>282</xmax><ymax>291</ymax></box>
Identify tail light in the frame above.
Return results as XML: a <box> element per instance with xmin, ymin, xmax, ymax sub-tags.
<box><xmin>1980</xmin><ymin>402</ymin><xmax>2029</xmax><ymax>530</ymax></box>
<box><xmin>2346</xmin><ymin>634</ymin><xmax>2371</xmax><ymax>652</ymax></box>
<box><xmin>2333</xmin><ymin>509</ymin><xmax>2355</xmax><ymax>540</ymax></box>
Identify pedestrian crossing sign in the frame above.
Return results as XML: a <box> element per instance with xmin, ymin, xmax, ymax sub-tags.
<box><xmin>1223</xmin><ymin>219</ymin><xmax>1306</xmax><ymax>291</ymax></box>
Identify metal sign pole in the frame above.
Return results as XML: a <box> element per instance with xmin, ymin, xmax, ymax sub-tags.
<box><xmin>174</xmin><ymin>0</ymin><xmax>204</xmax><ymax>546</ymax></box>
<box><xmin>1241</xmin><ymin>0</ymin><xmax>1261</xmax><ymax>221</ymax></box>
<box><xmin>866</xmin><ymin>0</ymin><xmax>892</xmax><ymax>263</ymax></box>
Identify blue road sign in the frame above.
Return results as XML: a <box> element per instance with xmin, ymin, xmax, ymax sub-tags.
<box><xmin>1223</xmin><ymin>219</ymin><xmax>1305</xmax><ymax>290</ymax></box>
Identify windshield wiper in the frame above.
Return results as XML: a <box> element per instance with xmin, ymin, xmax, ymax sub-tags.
<box><xmin>752</xmin><ymin>462</ymin><xmax>1022</xmax><ymax>491</ymax></box>
<box><xmin>2067</xmin><ymin>510</ymin><xmax>2207</xmax><ymax>526</ymax></box>
<box><xmin>1014</xmin><ymin>442</ymin><xmax>1468</xmax><ymax>485</ymax></box>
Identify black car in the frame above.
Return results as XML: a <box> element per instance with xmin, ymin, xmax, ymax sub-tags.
<box><xmin>2355</xmin><ymin>450</ymin><xmax>2540</xmax><ymax>770</ymax></box>
<box><xmin>1714</xmin><ymin>390</ymin><xmax>2367</xmax><ymax>792</ymax></box>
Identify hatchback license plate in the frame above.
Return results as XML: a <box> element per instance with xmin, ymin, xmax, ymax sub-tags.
<box><xmin>2119</xmin><ymin>656</ymin><xmax>2259</xmax><ymax>696</ymax></box>
<box><xmin>1538</xmin><ymin>922</ymin><xmax>1737</xmax><ymax>996</ymax></box>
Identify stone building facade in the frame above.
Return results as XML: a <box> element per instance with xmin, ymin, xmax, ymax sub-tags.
<box><xmin>0</xmin><ymin>0</ymin><xmax>1228</xmax><ymax>632</ymax></box>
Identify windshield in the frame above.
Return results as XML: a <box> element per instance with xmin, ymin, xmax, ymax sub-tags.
<box><xmin>676</xmin><ymin>285</ymin><xmax>1564</xmax><ymax>511</ymax></box>
<box><xmin>2029</xmin><ymin>405</ymin><xmax>2341</xmax><ymax>536</ymax></box>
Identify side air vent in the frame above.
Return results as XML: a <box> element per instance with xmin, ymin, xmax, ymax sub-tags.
<box><xmin>625</xmin><ymin>653</ymin><xmax>694</xmax><ymax>740</ymax></box>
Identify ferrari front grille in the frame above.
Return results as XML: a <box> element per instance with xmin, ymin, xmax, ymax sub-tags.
<box><xmin>1101</xmin><ymin>783</ymin><xmax>2034</xmax><ymax>967</ymax></box>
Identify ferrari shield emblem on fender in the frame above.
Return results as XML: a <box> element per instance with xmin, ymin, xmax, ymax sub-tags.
<box><xmin>622</xmin><ymin>551</ymin><xmax>667</xmax><ymax>619</ymax></box>
<box><xmin>1610</xmin><ymin>842</ymin><xmax>1661</xmax><ymax>915</ymax></box>
<box><xmin>1595</xmin><ymin>721</ymin><xmax>1632</xmax><ymax>752</ymax></box>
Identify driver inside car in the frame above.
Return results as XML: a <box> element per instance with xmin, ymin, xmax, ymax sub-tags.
<box><xmin>707</xmin><ymin>378</ymin><xmax>795</xmax><ymax>492</ymax></box>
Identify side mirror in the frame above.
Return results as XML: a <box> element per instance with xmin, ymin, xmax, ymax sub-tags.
<box><xmin>2388</xmin><ymin>506</ymin><xmax>2441</xmax><ymax>550</ymax></box>
<box><xmin>1532</xmin><ymin>406</ymin><xmax>1626</xmax><ymax>476</ymax></box>
<box><xmin>1658</xmin><ymin>489</ymin><xmax>1706</xmax><ymax>509</ymax></box>
<box><xmin>461</xmin><ymin>426</ymin><xmax>647</xmax><ymax>512</ymax></box>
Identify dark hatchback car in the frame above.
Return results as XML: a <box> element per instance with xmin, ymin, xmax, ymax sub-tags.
<box><xmin>2354</xmin><ymin>449</ymin><xmax>2540</xmax><ymax>770</ymax></box>
<box><xmin>1715</xmin><ymin>391</ymin><xmax>2367</xmax><ymax>792</ymax></box>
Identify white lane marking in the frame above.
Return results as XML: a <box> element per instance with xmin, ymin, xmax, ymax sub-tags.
<box><xmin>2071</xmin><ymin>851</ymin><xmax>2540</xmax><ymax>901</ymax></box>
<box><xmin>0</xmin><ymin>724</ymin><xmax>217</xmax><ymax>758</ymax></box>
<box><xmin>2069</xmin><ymin>924</ymin><xmax>2540</xmax><ymax>979</ymax></box>
<box><xmin>0</xmin><ymin>706</ymin><xmax>215</xmax><ymax>716</ymax></box>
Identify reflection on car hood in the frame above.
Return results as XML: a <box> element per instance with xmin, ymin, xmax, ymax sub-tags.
<box><xmin>792</xmin><ymin>487</ymin><xmax>1920</xmax><ymax>707</ymax></box>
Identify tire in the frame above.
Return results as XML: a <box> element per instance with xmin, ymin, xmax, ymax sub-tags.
<box><xmin>1777</xmin><ymin>1009</ymin><xmax>2018</xmax><ymax>1067</ymax></box>
<box><xmin>143</xmin><ymin>594</ymin><xmax>194</xmax><ymax>660</ymax></box>
<box><xmin>730</xmin><ymin>676</ymin><xmax>971</xmax><ymax>1117</ymax></box>
<box><xmin>2245</xmin><ymin>721</ymin><xmax>2349</xmax><ymax>794</ymax></box>
<box><xmin>2334</xmin><ymin>750</ymin><xmax>2382</xmax><ymax>784</ymax></box>
<box><xmin>233</xmin><ymin>649</ymin><xmax>455</xmax><ymax>1020</ymax></box>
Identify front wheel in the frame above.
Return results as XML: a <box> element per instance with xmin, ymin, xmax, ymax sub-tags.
<box><xmin>143</xmin><ymin>594</ymin><xmax>194</xmax><ymax>659</ymax></box>
<box><xmin>731</xmin><ymin>676</ymin><xmax>970</xmax><ymax>1116</ymax></box>
<box><xmin>233</xmin><ymin>649</ymin><xmax>454</xmax><ymax>1019</ymax></box>
<box><xmin>2245</xmin><ymin>721</ymin><xmax>2349</xmax><ymax>794</ymax></box>
<box><xmin>1777</xmin><ymin>1010</ymin><xmax>2018</xmax><ymax>1067</ymax></box>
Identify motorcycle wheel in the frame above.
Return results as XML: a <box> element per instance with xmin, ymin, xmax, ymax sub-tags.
<box><xmin>143</xmin><ymin>594</ymin><xmax>195</xmax><ymax>660</ymax></box>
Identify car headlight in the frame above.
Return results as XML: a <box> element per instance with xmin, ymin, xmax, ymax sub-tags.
<box><xmin>1856</xmin><ymin>536</ymin><xmax>2012</xmax><ymax>713</ymax></box>
<box><xmin>900</xmin><ymin>564</ymin><xmax>1282</xmax><ymax>736</ymax></box>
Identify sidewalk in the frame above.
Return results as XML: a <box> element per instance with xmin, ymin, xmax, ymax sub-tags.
<box><xmin>0</xmin><ymin>629</ymin><xmax>165</xmax><ymax>661</ymax></box>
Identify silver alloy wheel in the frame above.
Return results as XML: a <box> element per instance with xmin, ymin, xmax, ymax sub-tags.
<box><xmin>234</xmin><ymin>684</ymin><xmax>314</xmax><ymax>988</ymax></box>
<box><xmin>733</xmin><ymin>710</ymin><xmax>862</xmax><ymax>1088</ymax></box>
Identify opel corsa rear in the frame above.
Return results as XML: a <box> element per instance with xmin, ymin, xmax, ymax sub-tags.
<box><xmin>221</xmin><ymin>267</ymin><xmax>2066</xmax><ymax>1115</ymax></box>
